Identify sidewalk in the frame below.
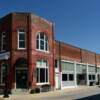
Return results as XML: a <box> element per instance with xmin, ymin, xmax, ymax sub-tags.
<box><xmin>0</xmin><ymin>86</ymin><xmax>99</xmax><ymax>100</ymax></box>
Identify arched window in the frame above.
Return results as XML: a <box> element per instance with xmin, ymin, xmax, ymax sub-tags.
<box><xmin>36</xmin><ymin>32</ymin><xmax>49</xmax><ymax>51</ymax></box>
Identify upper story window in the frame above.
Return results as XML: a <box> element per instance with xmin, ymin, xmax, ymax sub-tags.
<box><xmin>1</xmin><ymin>32</ymin><xmax>6</xmax><ymax>51</ymax></box>
<box><xmin>36</xmin><ymin>32</ymin><xmax>49</xmax><ymax>52</ymax></box>
<box><xmin>18</xmin><ymin>29</ymin><xmax>26</xmax><ymax>49</ymax></box>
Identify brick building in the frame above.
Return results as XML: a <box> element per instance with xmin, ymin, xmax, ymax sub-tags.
<box><xmin>0</xmin><ymin>12</ymin><xmax>100</xmax><ymax>93</ymax></box>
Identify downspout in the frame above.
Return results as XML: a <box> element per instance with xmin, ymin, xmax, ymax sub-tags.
<box><xmin>58</xmin><ymin>41</ymin><xmax>61</xmax><ymax>89</ymax></box>
<box><xmin>52</xmin><ymin>22</ymin><xmax>55</xmax><ymax>89</ymax></box>
<box><xmin>95</xmin><ymin>53</ymin><xmax>97</xmax><ymax>83</ymax></box>
<box><xmin>27</xmin><ymin>13</ymin><xmax>32</xmax><ymax>89</ymax></box>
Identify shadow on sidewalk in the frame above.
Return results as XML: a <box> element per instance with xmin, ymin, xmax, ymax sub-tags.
<box><xmin>76</xmin><ymin>94</ymin><xmax>100</xmax><ymax>100</ymax></box>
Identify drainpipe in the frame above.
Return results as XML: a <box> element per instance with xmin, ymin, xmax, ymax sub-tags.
<box><xmin>58</xmin><ymin>41</ymin><xmax>61</xmax><ymax>89</ymax></box>
<box><xmin>27</xmin><ymin>13</ymin><xmax>32</xmax><ymax>89</ymax></box>
<box><xmin>95</xmin><ymin>53</ymin><xmax>97</xmax><ymax>83</ymax></box>
<box><xmin>52</xmin><ymin>21</ymin><xmax>55</xmax><ymax>90</ymax></box>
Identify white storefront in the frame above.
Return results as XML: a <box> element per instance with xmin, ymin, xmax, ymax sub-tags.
<box><xmin>55</xmin><ymin>59</ymin><xmax>97</xmax><ymax>89</ymax></box>
<box><xmin>61</xmin><ymin>60</ymin><xmax>76</xmax><ymax>89</ymax></box>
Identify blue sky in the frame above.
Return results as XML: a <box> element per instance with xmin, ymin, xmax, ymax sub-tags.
<box><xmin>0</xmin><ymin>0</ymin><xmax>100</xmax><ymax>53</ymax></box>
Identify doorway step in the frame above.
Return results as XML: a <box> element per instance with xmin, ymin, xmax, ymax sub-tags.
<box><xmin>11</xmin><ymin>89</ymin><xmax>29</xmax><ymax>94</ymax></box>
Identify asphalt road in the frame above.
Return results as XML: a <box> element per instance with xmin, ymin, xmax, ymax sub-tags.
<box><xmin>1</xmin><ymin>86</ymin><xmax>100</xmax><ymax>100</ymax></box>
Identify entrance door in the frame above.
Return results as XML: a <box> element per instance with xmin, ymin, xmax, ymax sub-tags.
<box><xmin>16</xmin><ymin>70</ymin><xmax>27</xmax><ymax>89</ymax></box>
<box><xmin>97</xmin><ymin>74</ymin><xmax>100</xmax><ymax>84</ymax></box>
<box><xmin>77</xmin><ymin>74</ymin><xmax>86</xmax><ymax>85</ymax></box>
<box><xmin>55</xmin><ymin>73</ymin><xmax>61</xmax><ymax>89</ymax></box>
<box><xmin>15</xmin><ymin>58</ymin><xmax>28</xmax><ymax>89</ymax></box>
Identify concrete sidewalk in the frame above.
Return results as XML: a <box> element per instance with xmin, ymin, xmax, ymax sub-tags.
<box><xmin>0</xmin><ymin>86</ymin><xmax>99</xmax><ymax>100</ymax></box>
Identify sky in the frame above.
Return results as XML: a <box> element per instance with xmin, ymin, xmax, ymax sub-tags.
<box><xmin>0</xmin><ymin>0</ymin><xmax>100</xmax><ymax>53</ymax></box>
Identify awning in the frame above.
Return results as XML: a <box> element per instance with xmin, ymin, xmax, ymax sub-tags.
<box><xmin>0</xmin><ymin>52</ymin><xmax>10</xmax><ymax>60</ymax></box>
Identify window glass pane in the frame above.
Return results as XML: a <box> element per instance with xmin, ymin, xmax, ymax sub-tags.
<box><xmin>40</xmin><ymin>40</ymin><xmax>44</xmax><ymax>50</ymax></box>
<box><xmin>45</xmin><ymin>42</ymin><xmax>48</xmax><ymax>51</ymax></box>
<box><xmin>62</xmin><ymin>74</ymin><xmax>67</xmax><ymax>81</ymax></box>
<box><xmin>55</xmin><ymin>60</ymin><xmax>58</xmax><ymax>68</ymax></box>
<box><xmin>36</xmin><ymin>33</ymin><xmax>48</xmax><ymax>51</ymax></box>
<box><xmin>46</xmin><ymin>69</ymin><xmax>48</xmax><ymax>82</ymax></box>
<box><xmin>18</xmin><ymin>30</ymin><xmax>26</xmax><ymax>49</ymax></box>
<box><xmin>40</xmin><ymin>45</ymin><xmax>44</xmax><ymax>50</ymax></box>
<box><xmin>37</xmin><ymin>35</ymin><xmax>39</xmax><ymax>39</ymax></box>
<box><xmin>61</xmin><ymin>62</ymin><xmax>74</xmax><ymax>72</ymax></box>
<box><xmin>40</xmin><ymin>33</ymin><xmax>44</xmax><ymax>40</ymax></box>
<box><xmin>36</xmin><ymin>68</ymin><xmax>39</xmax><ymax>83</ymax></box>
<box><xmin>19</xmin><ymin>41</ymin><xmax>25</xmax><ymax>48</ymax></box>
<box><xmin>89</xmin><ymin>75</ymin><xmax>91</xmax><ymax>80</ymax></box>
<box><xmin>45</xmin><ymin>36</ymin><xmax>48</xmax><ymax>42</ymax></box>
<box><xmin>40</xmin><ymin>68</ymin><xmax>45</xmax><ymax>82</ymax></box>
<box><xmin>43</xmin><ymin>60</ymin><xmax>47</xmax><ymax>67</ymax></box>
<box><xmin>1</xmin><ymin>64</ymin><xmax>6</xmax><ymax>84</ymax></box>
<box><xmin>92</xmin><ymin>75</ymin><xmax>95</xmax><ymax>80</ymax></box>
<box><xmin>40</xmin><ymin>40</ymin><xmax>44</xmax><ymax>46</ymax></box>
<box><xmin>69</xmin><ymin>74</ymin><xmax>74</xmax><ymax>81</ymax></box>
<box><xmin>37</xmin><ymin>60</ymin><xmax>41</xmax><ymax>67</ymax></box>
<box><xmin>19</xmin><ymin>34</ymin><xmax>25</xmax><ymax>40</ymax></box>
<box><xmin>2</xmin><ymin>44</ymin><xmax>6</xmax><ymax>50</ymax></box>
<box><xmin>36</xmin><ymin>40</ymin><xmax>39</xmax><ymax>49</ymax></box>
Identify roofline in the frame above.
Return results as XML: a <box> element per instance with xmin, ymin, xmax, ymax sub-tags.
<box><xmin>55</xmin><ymin>40</ymin><xmax>97</xmax><ymax>54</ymax></box>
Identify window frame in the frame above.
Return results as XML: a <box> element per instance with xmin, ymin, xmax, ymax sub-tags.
<box><xmin>0</xmin><ymin>63</ymin><xmax>6</xmax><ymax>85</ymax></box>
<box><xmin>18</xmin><ymin>30</ymin><xmax>26</xmax><ymax>50</ymax></box>
<box><xmin>36</xmin><ymin>32</ymin><xmax>49</xmax><ymax>52</ymax></box>
<box><xmin>62</xmin><ymin>73</ymin><xmax>74</xmax><ymax>82</ymax></box>
<box><xmin>36</xmin><ymin>60</ymin><xmax>49</xmax><ymax>85</ymax></box>
<box><xmin>89</xmin><ymin>74</ymin><xmax>95</xmax><ymax>80</ymax></box>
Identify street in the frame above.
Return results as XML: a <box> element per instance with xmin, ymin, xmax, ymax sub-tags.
<box><xmin>1</xmin><ymin>86</ymin><xmax>100</xmax><ymax>100</ymax></box>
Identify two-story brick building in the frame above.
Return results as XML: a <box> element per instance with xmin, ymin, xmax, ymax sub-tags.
<box><xmin>0</xmin><ymin>12</ymin><xmax>100</xmax><ymax>93</ymax></box>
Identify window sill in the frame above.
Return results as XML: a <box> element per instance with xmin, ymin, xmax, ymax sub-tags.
<box><xmin>36</xmin><ymin>49</ymin><xmax>49</xmax><ymax>53</ymax></box>
<box><xmin>36</xmin><ymin>82</ymin><xmax>50</xmax><ymax>85</ymax></box>
<box><xmin>17</xmin><ymin>48</ymin><xmax>26</xmax><ymax>50</ymax></box>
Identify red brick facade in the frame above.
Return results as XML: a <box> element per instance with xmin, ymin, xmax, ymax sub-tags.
<box><xmin>0</xmin><ymin>13</ymin><xmax>55</xmax><ymax>92</ymax></box>
<box><xmin>0</xmin><ymin>12</ymin><xmax>100</xmax><ymax>92</ymax></box>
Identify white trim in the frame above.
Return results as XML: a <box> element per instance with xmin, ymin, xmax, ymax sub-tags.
<box><xmin>86</xmin><ymin>63</ymin><xmax>89</xmax><ymax>85</ymax></box>
<box><xmin>61</xmin><ymin>86</ymin><xmax>77</xmax><ymax>89</ymax></box>
<box><xmin>88</xmin><ymin>64</ymin><xmax>95</xmax><ymax>67</ymax></box>
<box><xmin>36</xmin><ymin>32</ymin><xmax>49</xmax><ymax>52</ymax></box>
<box><xmin>36</xmin><ymin>60</ymin><xmax>49</xmax><ymax>84</ymax></box>
<box><xmin>74</xmin><ymin>61</ymin><xmax>77</xmax><ymax>87</ymax></box>
<box><xmin>0</xmin><ymin>52</ymin><xmax>10</xmax><ymax>60</ymax></box>
<box><xmin>61</xmin><ymin>59</ymin><xmax>95</xmax><ymax>67</ymax></box>
<box><xmin>61</xmin><ymin>60</ymin><xmax>74</xmax><ymax>64</ymax></box>
<box><xmin>76</xmin><ymin>62</ymin><xmax>87</xmax><ymax>66</ymax></box>
<box><xmin>36</xmin><ymin>49</ymin><xmax>49</xmax><ymax>53</ymax></box>
<box><xmin>36</xmin><ymin>82</ymin><xmax>50</xmax><ymax>85</ymax></box>
<box><xmin>17</xmin><ymin>30</ymin><xmax>26</xmax><ymax>50</ymax></box>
